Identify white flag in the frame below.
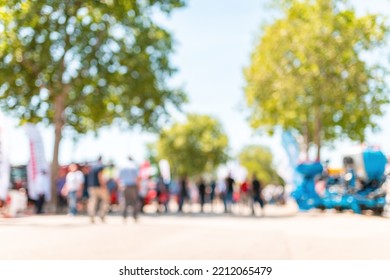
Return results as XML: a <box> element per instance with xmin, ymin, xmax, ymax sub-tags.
<box><xmin>25</xmin><ymin>124</ymin><xmax>51</xmax><ymax>201</ymax></box>
<box><xmin>0</xmin><ymin>112</ymin><xmax>11</xmax><ymax>200</ymax></box>
<box><xmin>159</xmin><ymin>159</ymin><xmax>171</xmax><ymax>184</ymax></box>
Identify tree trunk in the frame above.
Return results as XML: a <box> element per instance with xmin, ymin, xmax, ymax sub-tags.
<box><xmin>315</xmin><ymin>136</ymin><xmax>321</xmax><ymax>162</ymax></box>
<box><xmin>50</xmin><ymin>92</ymin><xmax>66</xmax><ymax>212</ymax></box>
<box><xmin>314</xmin><ymin>109</ymin><xmax>322</xmax><ymax>162</ymax></box>
<box><xmin>304</xmin><ymin>119</ymin><xmax>310</xmax><ymax>161</ymax></box>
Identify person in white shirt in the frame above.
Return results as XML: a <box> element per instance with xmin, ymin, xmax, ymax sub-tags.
<box><xmin>64</xmin><ymin>163</ymin><xmax>84</xmax><ymax>216</ymax></box>
<box><xmin>118</xmin><ymin>156</ymin><xmax>140</xmax><ymax>222</ymax></box>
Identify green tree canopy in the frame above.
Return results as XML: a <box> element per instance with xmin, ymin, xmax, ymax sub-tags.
<box><xmin>0</xmin><ymin>0</ymin><xmax>186</xmax><ymax>206</ymax></box>
<box><xmin>245</xmin><ymin>0</ymin><xmax>389</xmax><ymax>160</ymax></box>
<box><xmin>238</xmin><ymin>145</ymin><xmax>283</xmax><ymax>185</ymax></box>
<box><xmin>156</xmin><ymin>114</ymin><xmax>229</xmax><ymax>177</ymax></box>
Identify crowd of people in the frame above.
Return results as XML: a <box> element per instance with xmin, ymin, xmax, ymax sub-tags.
<box><xmin>51</xmin><ymin>156</ymin><xmax>286</xmax><ymax>223</ymax></box>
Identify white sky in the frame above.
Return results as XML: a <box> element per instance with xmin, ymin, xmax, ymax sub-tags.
<box><xmin>3</xmin><ymin>0</ymin><xmax>390</xmax><ymax>168</ymax></box>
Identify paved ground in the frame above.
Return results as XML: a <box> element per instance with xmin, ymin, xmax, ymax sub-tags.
<box><xmin>1</xmin><ymin>203</ymin><xmax>390</xmax><ymax>260</ymax></box>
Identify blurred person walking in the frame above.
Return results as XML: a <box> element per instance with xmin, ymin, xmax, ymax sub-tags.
<box><xmin>239</xmin><ymin>178</ymin><xmax>250</xmax><ymax>214</ymax></box>
<box><xmin>63</xmin><ymin>163</ymin><xmax>84</xmax><ymax>216</ymax></box>
<box><xmin>178</xmin><ymin>176</ymin><xmax>189</xmax><ymax>213</ymax></box>
<box><xmin>225</xmin><ymin>173</ymin><xmax>235</xmax><ymax>213</ymax></box>
<box><xmin>118</xmin><ymin>156</ymin><xmax>140</xmax><ymax>223</ymax></box>
<box><xmin>87</xmin><ymin>156</ymin><xmax>107</xmax><ymax>223</ymax></box>
<box><xmin>217</xmin><ymin>178</ymin><xmax>227</xmax><ymax>213</ymax></box>
<box><xmin>56</xmin><ymin>168</ymin><xmax>67</xmax><ymax>214</ymax></box>
<box><xmin>156</xmin><ymin>175</ymin><xmax>169</xmax><ymax>213</ymax></box>
<box><xmin>105</xmin><ymin>164</ymin><xmax>119</xmax><ymax>212</ymax></box>
<box><xmin>209</xmin><ymin>179</ymin><xmax>217</xmax><ymax>212</ymax></box>
<box><xmin>197</xmin><ymin>177</ymin><xmax>207</xmax><ymax>213</ymax></box>
<box><xmin>138</xmin><ymin>160</ymin><xmax>152</xmax><ymax>213</ymax></box>
<box><xmin>35</xmin><ymin>170</ymin><xmax>49</xmax><ymax>214</ymax></box>
<box><xmin>138</xmin><ymin>179</ymin><xmax>148</xmax><ymax>213</ymax></box>
<box><xmin>80</xmin><ymin>165</ymin><xmax>90</xmax><ymax>213</ymax></box>
<box><xmin>251</xmin><ymin>175</ymin><xmax>265</xmax><ymax>216</ymax></box>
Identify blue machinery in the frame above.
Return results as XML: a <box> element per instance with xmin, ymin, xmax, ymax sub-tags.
<box><xmin>292</xmin><ymin>148</ymin><xmax>388</xmax><ymax>214</ymax></box>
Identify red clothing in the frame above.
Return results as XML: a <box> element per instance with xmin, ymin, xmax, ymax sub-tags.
<box><xmin>240</xmin><ymin>181</ymin><xmax>249</xmax><ymax>193</ymax></box>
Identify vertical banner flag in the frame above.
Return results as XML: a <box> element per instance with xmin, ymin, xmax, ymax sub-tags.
<box><xmin>281</xmin><ymin>131</ymin><xmax>303</xmax><ymax>187</ymax></box>
<box><xmin>159</xmin><ymin>159</ymin><xmax>171</xmax><ymax>184</ymax></box>
<box><xmin>25</xmin><ymin>124</ymin><xmax>51</xmax><ymax>201</ymax></box>
<box><xmin>0</xmin><ymin>112</ymin><xmax>11</xmax><ymax>200</ymax></box>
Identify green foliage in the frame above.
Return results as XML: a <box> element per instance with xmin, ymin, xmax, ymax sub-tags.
<box><xmin>145</xmin><ymin>142</ymin><xmax>159</xmax><ymax>169</ymax></box>
<box><xmin>156</xmin><ymin>114</ymin><xmax>229</xmax><ymax>177</ymax></box>
<box><xmin>238</xmin><ymin>145</ymin><xmax>283</xmax><ymax>185</ymax></box>
<box><xmin>0</xmin><ymin>0</ymin><xmax>186</xmax><ymax>132</ymax></box>
<box><xmin>245</xmin><ymin>0</ymin><xmax>389</xmax><ymax>159</ymax></box>
<box><xmin>0</xmin><ymin>0</ymin><xmax>186</xmax><ymax>207</ymax></box>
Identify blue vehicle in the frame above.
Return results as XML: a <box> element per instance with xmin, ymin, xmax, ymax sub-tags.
<box><xmin>291</xmin><ymin>161</ymin><xmax>323</xmax><ymax>210</ymax></box>
<box><xmin>291</xmin><ymin>161</ymin><xmax>356</xmax><ymax>211</ymax></box>
<box><xmin>316</xmin><ymin>157</ymin><xmax>361</xmax><ymax>213</ymax></box>
<box><xmin>343</xmin><ymin>148</ymin><xmax>387</xmax><ymax>215</ymax></box>
<box><xmin>292</xmin><ymin>147</ymin><xmax>388</xmax><ymax>215</ymax></box>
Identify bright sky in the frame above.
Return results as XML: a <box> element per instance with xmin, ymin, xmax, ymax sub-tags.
<box><xmin>3</xmin><ymin>0</ymin><xmax>390</xmax><ymax>168</ymax></box>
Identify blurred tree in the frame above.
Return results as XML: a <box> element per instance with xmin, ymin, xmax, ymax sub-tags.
<box><xmin>238</xmin><ymin>145</ymin><xmax>283</xmax><ymax>185</ymax></box>
<box><xmin>156</xmin><ymin>114</ymin><xmax>229</xmax><ymax>177</ymax></box>
<box><xmin>0</xmin><ymin>0</ymin><xmax>186</xmax><ymax>207</ymax></box>
<box><xmin>245</xmin><ymin>0</ymin><xmax>389</xmax><ymax>161</ymax></box>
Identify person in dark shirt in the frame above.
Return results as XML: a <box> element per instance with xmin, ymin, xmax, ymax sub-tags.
<box><xmin>56</xmin><ymin>168</ymin><xmax>67</xmax><ymax>214</ymax></box>
<box><xmin>178</xmin><ymin>176</ymin><xmax>189</xmax><ymax>213</ymax></box>
<box><xmin>87</xmin><ymin>156</ymin><xmax>107</xmax><ymax>223</ymax></box>
<box><xmin>225</xmin><ymin>173</ymin><xmax>235</xmax><ymax>213</ymax></box>
<box><xmin>197</xmin><ymin>177</ymin><xmax>207</xmax><ymax>213</ymax></box>
<box><xmin>156</xmin><ymin>175</ymin><xmax>169</xmax><ymax>213</ymax></box>
<box><xmin>251</xmin><ymin>174</ymin><xmax>265</xmax><ymax>216</ymax></box>
<box><xmin>209</xmin><ymin>179</ymin><xmax>217</xmax><ymax>212</ymax></box>
<box><xmin>80</xmin><ymin>165</ymin><xmax>90</xmax><ymax>214</ymax></box>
